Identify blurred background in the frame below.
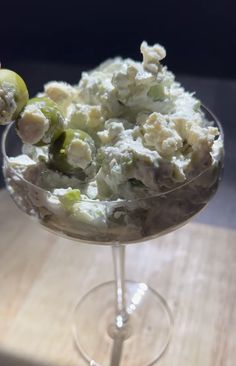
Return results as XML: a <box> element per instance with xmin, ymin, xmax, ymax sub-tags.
<box><xmin>0</xmin><ymin>0</ymin><xmax>235</xmax><ymax>78</ymax></box>
<box><xmin>0</xmin><ymin>0</ymin><xmax>235</xmax><ymax>226</ymax></box>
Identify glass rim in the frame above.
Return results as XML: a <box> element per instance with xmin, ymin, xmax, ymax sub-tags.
<box><xmin>1</xmin><ymin>104</ymin><xmax>224</xmax><ymax>204</ymax></box>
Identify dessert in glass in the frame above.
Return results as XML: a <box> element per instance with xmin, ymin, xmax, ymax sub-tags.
<box><xmin>1</xmin><ymin>41</ymin><xmax>224</xmax><ymax>366</ymax></box>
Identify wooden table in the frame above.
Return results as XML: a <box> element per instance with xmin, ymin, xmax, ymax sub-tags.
<box><xmin>0</xmin><ymin>189</ymin><xmax>236</xmax><ymax>366</ymax></box>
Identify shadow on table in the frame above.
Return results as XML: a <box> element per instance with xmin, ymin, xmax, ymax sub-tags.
<box><xmin>0</xmin><ymin>349</ymin><xmax>56</xmax><ymax>366</ymax></box>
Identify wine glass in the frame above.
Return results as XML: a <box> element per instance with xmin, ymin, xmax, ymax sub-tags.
<box><xmin>1</xmin><ymin>105</ymin><xmax>224</xmax><ymax>366</ymax></box>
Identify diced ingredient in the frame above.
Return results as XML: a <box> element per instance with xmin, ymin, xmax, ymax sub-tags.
<box><xmin>49</xmin><ymin>128</ymin><xmax>96</xmax><ymax>180</ymax></box>
<box><xmin>44</xmin><ymin>81</ymin><xmax>78</xmax><ymax>113</ymax></box>
<box><xmin>59</xmin><ymin>189</ymin><xmax>81</xmax><ymax>211</ymax></box>
<box><xmin>17</xmin><ymin>97</ymin><xmax>64</xmax><ymax>145</ymax></box>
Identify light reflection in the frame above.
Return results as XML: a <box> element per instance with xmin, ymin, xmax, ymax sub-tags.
<box><xmin>127</xmin><ymin>283</ymin><xmax>148</xmax><ymax>315</ymax></box>
<box><xmin>116</xmin><ymin>314</ymin><xmax>124</xmax><ymax>328</ymax></box>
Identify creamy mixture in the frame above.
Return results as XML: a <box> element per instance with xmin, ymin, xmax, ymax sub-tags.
<box><xmin>4</xmin><ymin>41</ymin><xmax>224</xmax><ymax>242</ymax></box>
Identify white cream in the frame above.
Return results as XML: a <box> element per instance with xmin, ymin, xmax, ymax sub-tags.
<box><xmin>7</xmin><ymin>40</ymin><xmax>224</xmax><ymax>210</ymax></box>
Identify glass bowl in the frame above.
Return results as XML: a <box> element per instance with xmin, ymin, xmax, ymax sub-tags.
<box><xmin>2</xmin><ymin>107</ymin><xmax>223</xmax><ymax>245</ymax></box>
<box><xmin>1</xmin><ymin>105</ymin><xmax>224</xmax><ymax>366</ymax></box>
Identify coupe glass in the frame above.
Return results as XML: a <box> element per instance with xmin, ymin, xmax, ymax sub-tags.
<box><xmin>2</xmin><ymin>106</ymin><xmax>224</xmax><ymax>366</ymax></box>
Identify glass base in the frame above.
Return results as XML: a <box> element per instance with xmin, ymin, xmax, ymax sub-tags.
<box><xmin>73</xmin><ymin>281</ymin><xmax>173</xmax><ymax>366</ymax></box>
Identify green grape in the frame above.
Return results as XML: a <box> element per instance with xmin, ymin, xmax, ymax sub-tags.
<box><xmin>16</xmin><ymin>97</ymin><xmax>64</xmax><ymax>145</ymax></box>
<box><xmin>0</xmin><ymin>69</ymin><xmax>29</xmax><ymax>124</ymax></box>
<box><xmin>49</xmin><ymin>128</ymin><xmax>96</xmax><ymax>181</ymax></box>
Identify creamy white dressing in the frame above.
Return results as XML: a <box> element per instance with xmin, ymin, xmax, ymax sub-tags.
<box><xmin>6</xmin><ymin>41</ymin><xmax>224</xmax><ymax>235</ymax></box>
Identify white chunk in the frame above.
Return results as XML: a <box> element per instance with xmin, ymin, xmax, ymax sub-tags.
<box><xmin>44</xmin><ymin>81</ymin><xmax>78</xmax><ymax>112</ymax></box>
<box><xmin>17</xmin><ymin>105</ymin><xmax>49</xmax><ymax>144</ymax></box>
<box><xmin>67</xmin><ymin>139</ymin><xmax>92</xmax><ymax>169</ymax></box>
<box><xmin>142</xmin><ymin>112</ymin><xmax>183</xmax><ymax>156</ymax></box>
<box><xmin>140</xmin><ymin>41</ymin><xmax>166</xmax><ymax>74</ymax></box>
<box><xmin>66</xmin><ymin>103</ymin><xmax>104</xmax><ymax>131</ymax></box>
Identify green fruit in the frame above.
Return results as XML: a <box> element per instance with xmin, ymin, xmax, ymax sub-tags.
<box><xmin>17</xmin><ymin>97</ymin><xmax>64</xmax><ymax>145</ymax></box>
<box><xmin>49</xmin><ymin>129</ymin><xmax>95</xmax><ymax>180</ymax></box>
<box><xmin>0</xmin><ymin>69</ymin><xmax>29</xmax><ymax>124</ymax></box>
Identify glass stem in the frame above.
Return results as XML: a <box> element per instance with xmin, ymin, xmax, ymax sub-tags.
<box><xmin>112</xmin><ymin>243</ymin><xmax>128</xmax><ymax>328</ymax></box>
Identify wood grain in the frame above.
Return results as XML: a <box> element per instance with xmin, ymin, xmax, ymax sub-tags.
<box><xmin>0</xmin><ymin>189</ymin><xmax>235</xmax><ymax>366</ymax></box>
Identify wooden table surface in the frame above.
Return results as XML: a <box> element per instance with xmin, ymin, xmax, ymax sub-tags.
<box><xmin>0</xmin><ymin>189</ymin><xmax>236</xmax><ymax>366</ymax></box>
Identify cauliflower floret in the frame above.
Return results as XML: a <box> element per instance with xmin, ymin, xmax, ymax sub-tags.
<box><xmin>44</xmin><ymin>81</ymin><xmax>78</xmax><ymax>113</ymax></box>
<box><xmin>96</xmin><ymin>129</ymin><xmax>161</xmax><ymax>198</ymax></box>
<box><xmin>172</xmin><ymin>90</ymin><xmax>202</xmax><ymax>122</ymax></box>
<box><xmin>111</xmin><ymin>60</ymin><xmax>176</xmax><ymax>116</ymax></box>
<box><xmin>187</xmin><ymin>125</ymin><xmax>218</xmax><ymax>150</ymax></box>
<box><xmin>66</xmin><ymin>103</ymin><xmax>105</xmax><ymax>133</ymax></box>
<box><xmin>17</xmin><ymin>105</ymin><xmax>50</xmax><ymax>144</ymax></box>
<box><xmin>173</xmin><ymin>118</ymin><xmax>219</xmax><ymax>150</ymax></box>
<box><xmin>67</xmin><ymin>138</ymin><xmax>92</xmax><ymax>170</ymax></box>
<box><xmin>78</xmin><ymin>71</ymin><xmax>121</xmax><ymax>117</ymax></box>
<box><xmin>142</xmin><ymin>112</ymin><xmax>183</xmax><ymax>156</ymax></box>
<box><xmin>140</xmin><ymin>41</ymin><xmax>166</xmax><ymax>74</ymax></box>
<box><xmin>97</xmin><ymin>119</ymin><xmax>125</xmax><ymax>144</ymax></box>
<box><xmin>111</xmin><ymin>62</ymin><xmax>174</xmax><ymax>116</ymax></box>
<box><xmin>77</xmin><ymin>42</ymin><xmax>174</xmax><ymax>122</ymax></box>
<box><xmin>112</xmin><ymin>62</ymin><xmax>155</xmax><ymax>104</ymax></box>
